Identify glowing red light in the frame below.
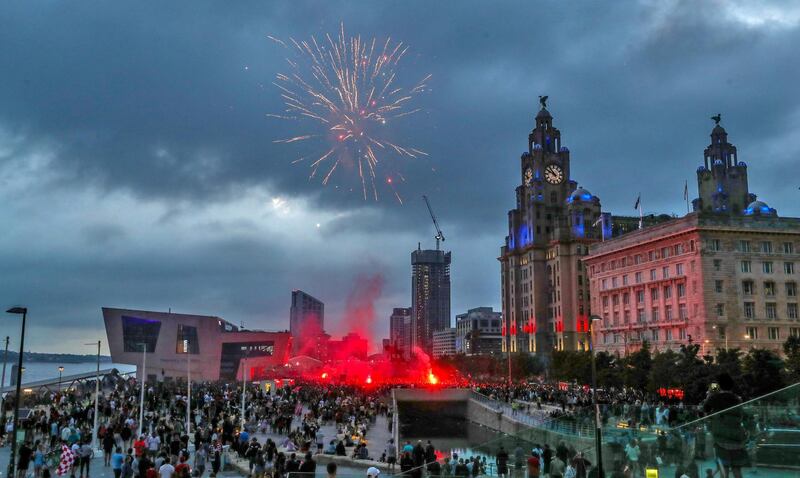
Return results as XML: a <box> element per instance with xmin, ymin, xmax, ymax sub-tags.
<box><xmin>365</xmin><ymin>375</ymin><xmax>373</xmax><ymax>384</ymax></box>
<box><xmin>428</xmin><ymin>370</ymin><xmax>438</xmax><ymax>385</ymax></box>
<box><xmin>321</xmin><ymin>372</ymin><xmax>328</xmax><ymax>379</ymax></box>
<box><xmin>387</xmin><ymin>177</ymin><xmax>393</xmax><ymax>184</ymax></box>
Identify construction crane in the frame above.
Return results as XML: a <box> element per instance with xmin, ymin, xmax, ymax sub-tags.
<box><xmin>422</xmin><ymin>195</ymin><xmax>445</xmax><ymax>250</ymax></box>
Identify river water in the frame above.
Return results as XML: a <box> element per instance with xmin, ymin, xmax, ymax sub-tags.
<box><xmin>0</xmin><ymin>361</ymin><xmax>136</xmax><ymax>387</ymax></box>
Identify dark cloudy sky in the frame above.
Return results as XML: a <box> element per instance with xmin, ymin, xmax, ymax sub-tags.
<box><xmin>2</xmin><ymin>0</ymin><xmax>799</xmax><ymax>353</ymax></box>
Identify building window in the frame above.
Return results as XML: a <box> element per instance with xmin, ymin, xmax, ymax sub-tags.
<box><xmin>634</xmin><ymin>254</ymin><xmax>642</xmax><ymax>264</ymax></box>
<box><xmin>663</xmin><ymin>285</ymin><xmax>672</xmax><ymax>299</ymax></box>
<box><xmin>679</xmin><ymin>304</ymin><xmax>688</xmax><ymax>319</ymax></box>
<box><xmin>763</xmin><ymin>262</ymin><xmax>774</xmax><ymax>274</ymax></box>
<box><xmin>637</xmin><ymin>290</ymin><xmax>645</xmax><ymax>303</ymax></box>
<box><xmin>665</xmin><ymin>305</ymin><xmax>673</xmax><ymax>321</ymax></box>
<box><xmin>768</xmin><ymin>327</ymin><xmax>780</xmax><ymax>340</ymax></box>
<box><xmin>786</xmin><ymin>262</ymin><xmax>795</xmax><ymax>274</ymax></box>
<box><xmin>677</xmin><ymin>283</ymin><xmax>686</xmax><ymax>298</ymax></box>
<box><xmin>622</xmin><ymin>275</ymin><xmax>629</xmax><ymax>286</ymax></box>
<box><xmin>784</xmin><ymin>242</ymin><xmax>794</xmax><ymax>254</ymax></box>
<box><xmin>601</xmin><ymin>279</ymin><xmax>607</xmax><ymax>290</ymax></box>
<box><xmin>714</xmin><ymin>260</ymin><xmax>722</xmax><ymax>271</ymax></box>
<box><xmin>679</xmin><ymin>328</ymin><xmax>687</xmax><ymax>340</ymax></box>
<box><xmin>649</xmin><ymin>251</ymin><xmax>655</xmax><ymax>261</ymax></box>
<box><xmin>651</xmin><ymin>288</ymin><xmax>659</xmax><ymax>301</ymax></box>
<box><xmin>762</xmin><ymin>241</ymin><xmax>773</xmax><ymax>254</ymax></box>
<box><xmin>718</xmin><ymin>326</ymin><xmax>726</xmax><ymax>339</ymax></box>
<box><xmin>635</xmin><ymin>272</ymin><xmax>643</xmax><ymax>283</ymax></box>
<box><xmin>739</xmin><ymin>240</ymin><xmax>751</xmax><ymax>252</ymax></box>
<box><xmin>661</xmin><ymin>247</ymin><xmax>669</xmax><ymax>259</ymax></box>
<box><xmin>764</xmin><ymin>281</ymin><xmax>776</xmax><ymax>296</ymax></box>
<box><xmin>623</xmin><ymin>293</ymin><xmax>630</xmax><ymax>305</ymax></box>
<box><xmin>650</xmin><ymin>269</ymin><xmax>657</xmax><ymax>281</ymax></box>
<box><xmin>676</xmin><ymin>263</ymin><xmax>684</xmax><ymax>276</ymax></box>
<box><xmin>637</xmin><ymin>308</ymin><xmax>645</xmax><ymax>323</ymax></box>
<box><xmin>612</xmin><ymin>277</ymin><xmax>618</xmax><ymax>288</ymax></box>
<box><xmin>742</xmin><ymin>280</ymin><xmax>754</xmax><ymax>295</ymax></box>
<box><xmin>790</xmin><ymin>327</ymin><xmax>800</xmax><ymax>338</ymax></box>
<box><xmin>716</xmin><ymin>303</ymin><xmax>725</xmax><ymax>317</ymax></box>
<box><xmin>746</xmin><ymin>327</ymin><xmax>758</xmax><ymax>340</ymax></box>
<box><xmin>741</xmin><ymin>261</ymin><xmax>752</xmax><ymax>273</ymax></box>
<box><xmin>709</xmin><ymin>239</ymin><xmax>721</xmax><ymax>251</ymax></box>
<box><xmin>662</xmin><ymin>266</ymin><xmax>670</xmax><ymax>279</ymax></box>
<box><xmin>624</xmin><ymin>311</ymin><xmax>631</xmax><ymax>324</ymax></box>
<box><xmin>612</xmin><ymin>295</ymin><xmax>620</xmax><ymax>306</ymax></box>
<box><xmin>122</xmin><ymin>315</ymin><xmax>161</xmax><ymax>353</ymax></box>
<box><xmin>788</xmin><ymin>303</ymin><xmax>799</xmax><ymax>320</ymax></box>
<box><xmin>602</xmin><ymin>296</ymin><xmax>609</xmax><ymax>308</ymax></box>
<box><xmin>176</xmin><ymin>324</ymin><xmax>199</xmax><ymax>354</ymax></box>
<box><xmin>744</xmin><ymin>302</ymin><xmax>756</xmax><ymax>319</ymax></box>
<box><xmin>651</xmin><ymin>307</ymin><xmax>660</xmax><ymax>322</ymax></box>
<box><xmin>715</xmin><ymin>280</ymin><xmax>724</xmax><ymax>293</ymax></box>
<box><xmin>766</xmin><ymin>303</ymin><xmax>778</xmax><ymax>320</ymax></box>
<box><xmin>652</xmin><ymin>329</ymin><xmax>659</xmax><ymax>341</ymax></box>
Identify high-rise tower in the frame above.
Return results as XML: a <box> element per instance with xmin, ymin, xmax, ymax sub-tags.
<box><xmin>500</xmin><ymin>99</ymin><xmax>610</xmax><ymax>355</ymax></box>
<box><xmin>411</xmin><ymin>246</ymin><xmax>451</xmax><ymax>355</ymax></box>
<box><xmin>289</xmin><ymin>290</ymin><xmax>325</xmax><ymax>356</ymax></box>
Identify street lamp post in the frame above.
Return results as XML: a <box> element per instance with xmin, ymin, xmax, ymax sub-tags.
<box><xmin>0</xmin><ymin>336</ymin><xmax>9</xmax><ymax>436</ymax></box>
<box><xmin>138</xmin><ymin>343</ymin><xmax>147</xmax><ymax>437</ymax></box>
<box><xmin>85</xmin><ymin>340</ymin><xmax>101</xmax><ymax>452</ymax></box>
<box><xmin>589</xmin><ymin>315</ymin><xmax>604</xmax><ymax>478</ymax></box>
<box><xmin>240</xmin><ymin>356</ymin><xmax>248</xmax><ymax>429</ymax></box>
<box><xmin>6</xmin><ymin>307</ymin><xmax>27</xmax><ymax>478</ymax></box>
<box><xmin>58</xmin><ymin>366</ymin><xmax>64</xmax><ymax>391</ymax></box>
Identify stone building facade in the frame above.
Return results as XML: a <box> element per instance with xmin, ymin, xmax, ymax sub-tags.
<box><xmin>500</xmin><ymin>103</ymin><xmax>611</xmax><ymax>355</ymax></box>
<box><xmin>585</xmin><ymin>121</ymin><xmax>798</xmax><ymax>356</ymax></box>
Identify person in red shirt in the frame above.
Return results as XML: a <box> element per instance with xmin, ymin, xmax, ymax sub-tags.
<box><xmin>174</xmin><ymin>456</ymin><xmax>191</xmax><ymax>478</ymax></box>
<box><xmin>133</xmin><ymin>436</ymin><xmax>147</xmax><ymax>459</ymax></box>
<box><xmin>527</xmin><ymin>451</ymin><xmax>541</xmax><ymax>478</ymax></box>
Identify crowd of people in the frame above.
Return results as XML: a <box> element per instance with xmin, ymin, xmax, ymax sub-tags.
<box><xmin>0</xmin><ymin>371</ymin><xmax>760</xmax><ymax>478</ymax></box>
<box><xmin>1</xmin><ymin>373</ymin><xmax>391</xmax><ymax>478</ymax></box>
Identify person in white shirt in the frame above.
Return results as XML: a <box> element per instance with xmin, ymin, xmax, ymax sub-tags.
<box><xmin>147</xmin><ymin>432</ymin><xmax>161</xmax><ymax>457</ymax></box>
<box><xmin>159</xmin><ymin>458</ymin><xmax>175</xmax><ymax>478</ymax></box>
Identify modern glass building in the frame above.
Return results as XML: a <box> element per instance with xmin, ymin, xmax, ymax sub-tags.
<box><xmin>103</xmin><ymin>307</ymin><xmax>291</xmax><ymax>382</ymax></box>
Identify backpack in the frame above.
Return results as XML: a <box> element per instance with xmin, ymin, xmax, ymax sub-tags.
<box><xmin>564</xmin><ymin>465</ymin><xmax>576</xmax><ymax>478</ymax></box>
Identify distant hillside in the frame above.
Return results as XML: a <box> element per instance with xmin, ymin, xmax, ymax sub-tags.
<box><xmin>2</xmin><ymin>351</ymin><xmax>113</xmax><ymax>363</ymax></box>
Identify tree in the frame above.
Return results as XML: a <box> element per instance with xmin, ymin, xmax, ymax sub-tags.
<box><xmin>595</xmin><ymin>351</ymin><xmax>623</xmax><ymax>389</ymax></box>
<box><xmin>648</xmin><ymin>349</ymin><xmax>680</xmax><ymax>392</ymax></box>
<box><xmin>675</xmin><ymin>344</ymin><xmax>715</xmax><ymax>404</ymax></box>
<box><xmin>549</xmin><ymin>351</ymin><xmax>592</xmax><ymax>384</ymax></box>
<box><xmin>715</xmin><ymin>347</ymin><xmax>743</xmax><ymax>386</ymax></box>
<box><xmin>783</xmin><ymin>336</ymin><xmax>800</xmax><ymax>383</ymax></box>
<box><xmin>742</xmin><ymin>348</ymin><xmax>785</xmax><ymax>398</ymax></box>
<box><xmin>622</xmin><ymin>341</ymin><xmax>652</xmax><ymax>390</ymax></box>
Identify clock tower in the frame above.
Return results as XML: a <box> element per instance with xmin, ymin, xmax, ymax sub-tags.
<box><xmin>500</xmin><ymin>100</ymin><xmax>611</xmax><ymax>356</ymax></box>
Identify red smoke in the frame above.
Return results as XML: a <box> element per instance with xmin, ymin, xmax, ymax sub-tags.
<box><xmin>341</xmin><ymin>272</ymin><xmax>384</xmax><ymax>347</ymax></box>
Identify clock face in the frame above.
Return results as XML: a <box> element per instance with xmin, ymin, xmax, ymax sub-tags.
<box><xmin>524</xmin><ymin>168</ymin><xmax>533</xmax><ymax>186</ymax></box>
<box><xmin>544</xmin><ymin>164</ymin><xmax>564</xmax><ymax>184</ymax></box>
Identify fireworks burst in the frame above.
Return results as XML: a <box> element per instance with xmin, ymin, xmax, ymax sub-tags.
<box><xmin>268</xmin><ymin>24</ymin><xmax>430</xmax><ymax>202</ymax></box>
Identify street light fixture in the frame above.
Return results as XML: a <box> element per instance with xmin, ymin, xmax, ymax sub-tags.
<box><xmin>588</xmin><ymin>314</ymin><xmax>604</xmax><ymax>478</ymax></box>
<box><xmin>58</xmin><ymin>366</ymin><xmax>64</xmax><ymax>391</ymax></box>
<box><xmin>6</xmin><ymin>306</ymin><xmax>27</xmax><ymax>478</ymax></box>
<box><xmin>84</xmin><ymin>341</ymin><xmax>101</xmax><ymax>452</ymax></box>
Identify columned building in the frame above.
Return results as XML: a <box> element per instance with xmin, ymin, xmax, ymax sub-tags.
<box><xmin>412</xmin><ymin>246</ymin><xmax>452</xmax><ymax>354</ymax></box>
<box><xmin>585</xmin><ymin>119</ymin><xmax>800</xmax><ymax>357</ymax></box>
<box><xmin>500</xmin><ymin>100</ymin><xmax>610</xmax><ymax>355</ymax></box>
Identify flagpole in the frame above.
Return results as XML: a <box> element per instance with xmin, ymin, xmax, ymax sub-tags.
<box><xmin>685</xmin><ymin>180</ymin><xmax>690</xmax><ymax>214</ymax></box>
<box><xmin>638</xmin><ymin>193</ymin><xmax>643</xmax><ymax>230</ymax></box>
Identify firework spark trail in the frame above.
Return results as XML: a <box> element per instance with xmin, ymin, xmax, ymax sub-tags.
<box><xmin>269</xmin><ymin>23</ymin><xmax>429</xmax><ymax>202</ymax></box>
